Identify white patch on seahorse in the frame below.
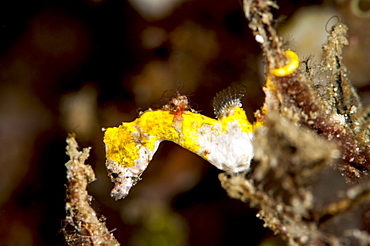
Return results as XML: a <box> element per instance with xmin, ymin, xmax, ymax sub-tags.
<box><xmin>196</xmin><ymin>121</ymin><xmax>254</xmax><ymax>173</ymax></box>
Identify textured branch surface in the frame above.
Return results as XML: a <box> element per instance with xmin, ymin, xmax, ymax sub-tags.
<box><xmin>244</xmin><ymin>0</ymin><xmax>369</xmax><ymax>181</ymax></box>
<box><xmin>243</xmin><ymin>0</ymin><xmax>286</xmax><ymax>70</ymax></box>
<box><xmin>64</xmin><ymin>135</ymin><xmax>119</xmax><ymax>246</ymax></box>
<box><xmin>217</xmin><ymin>1</ymin><xmax>370</xmax><ymax>245</ymax></box>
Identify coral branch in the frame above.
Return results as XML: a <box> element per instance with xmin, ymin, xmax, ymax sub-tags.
<box><xmin>244</xmin><ymin>0</ymin><xmax>370</xmax><ymax>181</ymax></box>
<box><xmin>215</xmin><ymin>1</ymin><xmax>370</xmax><ymax>245</ymax></box>
<box><xmin>64</xmin><ymin>135</ymin><xmax>119</xmax><ymax>246</ymax></box>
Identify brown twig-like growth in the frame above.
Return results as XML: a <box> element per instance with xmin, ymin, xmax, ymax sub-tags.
<box><xmin>244</xmin><ymin>0</ymin><xmax>369</xmax><ymax>179</ymax></box>
<box><xmin>220</xmin><ymin>1</ymin><xmax>370</xmax><ymax>245</ymax></box>
<box><xmin>64</xmin><ymin>135</ymin><xmax>120</xmax><ymax>246</ymax></box>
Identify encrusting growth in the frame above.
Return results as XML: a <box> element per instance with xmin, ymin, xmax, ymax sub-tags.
<box><xmin>269</xmin><ymin>50</ymin><xmax>300</xmax><ymax>77</ymax></box>
<box><xmin>212</xmin><ymin>86</ymin><xmax>245</xmax><ymax>119</ymax></box>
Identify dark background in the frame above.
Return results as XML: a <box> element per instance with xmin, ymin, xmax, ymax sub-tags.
<box><xmin>0</xmin><ymin>0</ymin><xmax>369</xmax><ymax>245</ymax></box>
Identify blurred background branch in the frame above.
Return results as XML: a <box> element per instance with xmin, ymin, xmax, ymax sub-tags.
<box><xmin>64</xmin><ymin>135</ymin><xmax>119</xmax><ymax>246</ymax></box>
